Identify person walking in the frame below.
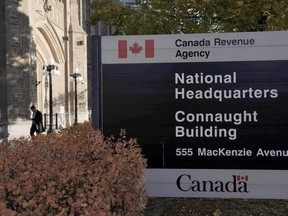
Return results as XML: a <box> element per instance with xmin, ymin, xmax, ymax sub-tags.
<box><xmin>30</xmin><ymin>105</ymin><xmax>45</xmax><ymax>137</ymax></box>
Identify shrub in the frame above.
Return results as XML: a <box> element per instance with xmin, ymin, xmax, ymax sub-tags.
<box><xmin>0</xmin><ymin>122</ymin><xmax>147</xmax><ymax>215</ymax></box>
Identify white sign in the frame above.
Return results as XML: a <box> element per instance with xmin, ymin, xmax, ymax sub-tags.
<box><xmin>101</xmin><ymin>31</ymin><xmax>288</xmax><ymax>64</ymax></box>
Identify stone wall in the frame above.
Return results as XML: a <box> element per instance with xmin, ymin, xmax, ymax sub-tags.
<box><xmin>6</xmin><ymin>0</ymin><xmax>36</xmax><ymax>121</ymax></box>
<box><xmin>1</xmin><ymin>0</ymin><xmax>89</xmax><ymax>140</ymax></box>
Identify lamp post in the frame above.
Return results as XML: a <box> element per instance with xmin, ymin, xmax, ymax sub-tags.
<box><xmin>43</xmin><ymin>59</ymin><xmax>60</xmax><ymax>133</ymax></box>
<box><xmin>70</xmin><ymin>68</ymin><xmax>83</xmax><ymax>124</ymax></box>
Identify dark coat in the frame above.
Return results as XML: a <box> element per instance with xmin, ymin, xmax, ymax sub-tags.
<box><xmin>31</xmin><ymin>110</ymin><xmax>44</xmax><ymax>133</ymax></box>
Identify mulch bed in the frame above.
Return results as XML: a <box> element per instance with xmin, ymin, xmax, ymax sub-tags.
<box><xmin>144</xmin><ymin>198</ymin><xmax>288</xmax><ymax>216</ymax></box>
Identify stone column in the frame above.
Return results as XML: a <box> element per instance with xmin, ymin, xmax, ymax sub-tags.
<box><xmin>68</xmin><ymin>0</ymin><xmax>88</xmax><ymax>123</ymax></box>
<box><xmin>0</xmin><ymin>1</ymin><xmax>9</xmax><ymax>141</ymax></box>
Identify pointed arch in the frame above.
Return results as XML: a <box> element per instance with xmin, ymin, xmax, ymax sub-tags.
<box><xmin>35</xmin><ymin>18</ymin><xmax>65</xmax><ymax>65</ymax></box>
<box><xmin>33</xmin><ymin>17</ymin><xmax>66</xmax><ymax>112</ymax></box>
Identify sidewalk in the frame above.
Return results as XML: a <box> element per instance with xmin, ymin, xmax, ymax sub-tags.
<box><xmin>0</xmin><ymin>119</ymin><xmax>31</xmax><ymax>142</ymax></box>
<box><xmin>1</xmin><ymin>113</ymin><xmax>89</xmax><ymax>142</ymax></box>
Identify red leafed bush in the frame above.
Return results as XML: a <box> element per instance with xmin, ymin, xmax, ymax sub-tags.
<box><xmin>0</xmin><ymin>122</ymin><xmax>148</xmax><ymax>216</ymax></box>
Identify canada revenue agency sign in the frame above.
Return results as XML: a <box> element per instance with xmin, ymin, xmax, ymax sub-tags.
<box><xmin>91</xmin><ymin>31</ymin><xmax>288</xmax><ymax>199</ymax></box>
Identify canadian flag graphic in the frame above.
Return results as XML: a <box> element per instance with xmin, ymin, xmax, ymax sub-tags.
<box><xmin>237</xmin><ymin>175</ymin><xmax>248</xmax><ymax>181</ymax></box>
<box><xmin>118</xmin><ymin>39</ymin><xmax>154</xmax><ymax>58</ymax></box>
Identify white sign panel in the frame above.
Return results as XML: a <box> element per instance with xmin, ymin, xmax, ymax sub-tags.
<box><xmin>101</xmin><ymin>31</ymin><xmax>288</xmax><ymax>64</ymax></box>
<box><xmin>145</xmin><ymin>169</ymin><xmax>288</xmax><ymax>199</ymax></box>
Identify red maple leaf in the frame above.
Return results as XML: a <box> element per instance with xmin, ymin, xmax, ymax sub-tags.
<box><xmin>129</xmin><ymin>42</ymin><xmax>142</xmax><ymax>56</ymax></box>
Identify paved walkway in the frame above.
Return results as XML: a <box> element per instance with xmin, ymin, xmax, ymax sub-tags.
<box><xmin>1</xmin><ymin>113</ymin><xmax>89</xmax><ymax>142</ymax></box>
<box><xmin>0</xmin><ymin>119</ymin><xmax>31</xmax><ymax>143</ymax></box>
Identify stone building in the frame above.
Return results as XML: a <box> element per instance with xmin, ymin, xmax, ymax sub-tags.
<box><xmin>0</xmin><ymin>0</ymin><xmax>88</xmax><ymax>140</ymax></box>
